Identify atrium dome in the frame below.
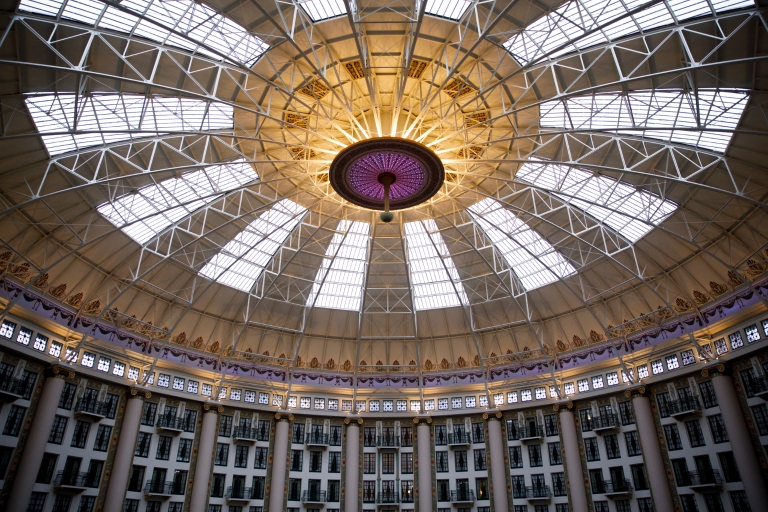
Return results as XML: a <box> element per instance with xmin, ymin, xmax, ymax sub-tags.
<box><xmin>0</xmin><ymin>0</ymin><xmax>767</xmax><ymax>389</ymax></box>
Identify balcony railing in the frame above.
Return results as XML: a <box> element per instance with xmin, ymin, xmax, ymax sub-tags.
<box><xmin>526</xmin><ymin>486</ymin><xmax>551</xmax><ymax>500</ymax></box>
<box><xmin>686</xmin><ymin>470</ymin><xmax>723</xmax><ymax>490</ymax></box>
<box><xmin>450</xmin><ymin>490</ymin><xmax>475</xmax><ymax>503</ymax></box>
<box><xmin>156</xmin><ymin>415</ymin><xmax>185</xmax><ymax>432</ymax></box>
<box><xmin>744</xmin><ymin>375</ymin><xmax>768</xmax><ymax>398</ymax></box>
<box><xmin>233</xmin><ymin>427</ymin><xmax>258</xmax><ymax>442</ymax></box>
<box><xmin>225</xmin><ymin>486</ymin><xmax>252</xmax><ymax>501</ymax></box>
<box><xmin>593</xmin><ymin>479</ymin><xmax>633</xmax><ymax>495</ymax></box>
<box><xmin>590</xmin><ymin>414</ymin><xmax>620</xmax><ymax>432</ymax></box>
<box><xmin>376</xmin><ymin>492</ymin><xmax>400</xmax><ymax>504</ymax></box>
<box><xmin>307</xmin><ymin>433</ymin><xmax>330</xmax><ymax>446</ymax></box>
<box><xmin>74</xmin><ymin>399</ymin><xmax>113</xmax><ymax>419</ymax></box>
<box><xmin>0</xmin><ymin>375</ymin><xmax>33</xmax><ymax>401</ymax></box>
<box><xmin>668</xmin><ymin>397</ymin><xmax>702</xmax><ymax>419</ymax></box>
<box><xmin>520</xmin><ymin>425</ymin><xmax>544</xmax><ymax>441</ymax></box>
<box><xmin>447</xmin><ymin>433</ymin><xmax>470</xmax><ymax>446</ymax></box>
<box><xmin>53</xmin><ymin>471</ymin><xmax>99</xmax><ymax>489</ymax></box>
<box><xmin>301</xmin><ymin>490</ymin><xmax>327</xmax><ymax>503</ymax></box>
<box><xmin>143</xmin><ymin>480</ymin><xmax>185</xmax><ymax>495</ymax></box>
<box><xmin>377</xmin><ymin>435</ymin><xmax>400</xmax><ymax>448</ymax></box>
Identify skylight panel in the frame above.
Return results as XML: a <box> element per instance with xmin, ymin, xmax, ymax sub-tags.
<box><xmin>503</xmin><ymin>0</ymin><xmax>754</xmax><ymax>65</ymax></box>
<box><xmin>199</xmin><ymin>199</ymin><xmax>307</xmax><ymax>293</ymax></box>
<box><xmin>98</xmin><ymin>160</ymin><xmax>258</xmax><ymax>245</ymax></box>
<box><xmin>404</xmin><ymin>219</ymin><xmax>468</xmax><ymax>311</ymax></box>
<box><xmin>18</xmin><ymin>0</ymin><xmax>269</xmax><ymax>66</ymax></box>
<box><xmin>299</xmin><ymin>0</ymin><xmax>347</xmax><ymax>22</ymax></box>
<box><xmin>515</xmin><ymin>159</ymin><xmax>678</xmax><ymax>242</ymax></box>
<box><xmin>25</xmin><ymin>94</ymin><xmax>233</xmax><ymax>156</ymax></box>
<box><xmin>424</xmin><ymin>0</ymin><xmax>473</xmax><ymax>21</ymax></box>
<box><xmin>308</xmin><ymin>220</ymin><xmax>370</xmax><ymax>311</ymax></box>
<box><xmin>540</xmin><ymin>89</ymin><xmax>748</xmax><ymax>153</ymax></box>
<box><xmin>467</xmin><ymin>198</ymin><xmax>576</xmax><ymax>291</ymax></box>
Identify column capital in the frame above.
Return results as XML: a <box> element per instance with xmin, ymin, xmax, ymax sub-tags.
<box><xmin>482</xmin><ymin>411</ymin><xmax>502</xmax><ymax>420</ymax></box>
<box><xmin>553</xmin><ymin>401</ymin><xmax>573</xmax><ymax>412</ymax></box>
<box><xmin>701</xmin><ymin>363</ymin><xmax>727</xmax><ymax>378</ymax></box>
<box><xmin>275</xmin><ymin>411</ymin><xmax>294</xmax><ymax>421</ymax></box>
<box><xmin>48</xmin><ymin>363</ymin><xmax>75</xmax><ymax>379</ymax></box>
<box><xmin>344</xmin><ymin>416</ymin><xmax>363</xmax><ymax>425</ymax></box>
<box><xmin>129</xmin><ymin>387</ymin><xmax>151</xmax><ymax>399</ymax></box>
<box><xmin>624</xmin><ymin>385</ymin><xmax>647</xmax><ymax>398</ymax></box>
<box><xmin>203</xmin><ymin>401</ymin><xmax>224</xmax><ymax>413</ymax></box>
<box><xmin>413</xmin><ymin>415</ymin><xmax>432</xmax><ymax>425</ymax></box>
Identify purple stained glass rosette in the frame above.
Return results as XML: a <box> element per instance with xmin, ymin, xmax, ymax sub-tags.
<box><xmin>329</xmin><ymin>138</ymin><xmax>444</xmax><ymax>211</ymax></box>
<box><xmin>348</xmin><ymin>152</ymin><xmax>425</xmax><ymax>201</ymax></box>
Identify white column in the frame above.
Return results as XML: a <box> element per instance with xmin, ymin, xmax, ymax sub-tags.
<box><xmin>269</xmin><ymin>414</ymin><xmax>291</xmax><ymax>512</ymax></box>
<box><xmin>103</xmin><ymin>392</ymin><xmax>146</xmax><ymax>512</ymax></box>
<box><xmin>486</xmin><ymin>414</ymin><xmax>509</xmax><ymax>512</ymax></box>
<box><xmin>345</xmin><ymin>421</ymin><xmax>360</xmax><ymax>512</ymax></box>
<box><xmin>711</xmin><ymin>372</ymin><xmax>768</xmax><ymax>509</ymax></box>
<box><xmin>6</xmin><ymin>366</ymin><xmax>68</xmax><ymax>512</ymax></box>
<box><xmin>189</xmin><ymin>406</ymin><xmax>220</xmax><ymax>512</ymax></box>
<box><xmin>417</xmin><ymin>419</ymin><xmax>432</xmax><ymax>512</ymax></box>
<box><xmin>632</xmin><ymin>393</ymin><xmax>675</xmax><ymax>512</ymax></box>
<box><xmin>559</xmin><ymin>408</ymin><xmax>589</xmax><ymax>512</ymax></box>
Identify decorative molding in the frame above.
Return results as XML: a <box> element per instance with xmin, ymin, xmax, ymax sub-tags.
<box><xmin>701</xmin><ymin>363</ymin><xmax>726</xmax><ymax>378</ymax></box>
<box><xmin>412</xmin><ymin>416</ymin><xmax>432</xmax><ymax>425</ymax></box>
<box><xmin>203</xmin><ymin>402</ymin><xmax>224</xmax><ymax>413</ymax></box>
<box><xmin>624</xmin><ymin>385</ymin><xmax>647</xmax><ymax>398</ymax></box>
<box><xmin>482</xmin><ymin>411</ymin><xmax>502</xmax><ymax>420</ymax></box>
<box><xmin>343</xmin><ymin>417</ymin><xmax>363</xmax><ymax>425</ymax></box>
<box><xmin>50</xmin><ymin>364</ymin><xmax>75</xmax><ymax>379</ymax></box>
<box><xmin>553</xmin><ymin>401</ymin><xmax>573</xmax><ymax>411</ymax></box>
<box><xmin>275</xmin><ymin>412</ymin><xmax>294</xmax><ymax>421</ymax></box>
<box><xmin>129</xmin><ymin>387</ymin><xmax>151</xmax><ymax>399</ymax></box>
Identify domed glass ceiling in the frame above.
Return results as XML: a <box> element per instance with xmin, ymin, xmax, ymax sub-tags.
<box><xmin>0</xmin><ymin>0</ymin><xmax>766</xmax><ymax>382</ymax></box>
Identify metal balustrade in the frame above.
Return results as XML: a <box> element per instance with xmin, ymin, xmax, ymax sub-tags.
<box><xmin>594</xmin><ymin>479</ymin><xmax>633</xmax><ymax>495</ymax></box>
<box><xmin>447</xmin><ymin>433</ymin><xmax>470</xmax><ymax>446</ymax></box>
<box><xmin>668</xmin><ymin>396</ymin><xmax>702</xmax><ymax>419</ymax></box>
<box><xmin>74</xmin><ymin>398</ymin><xmax>112</xmax><ymax>419</ymax></box>
<box><xmin>143</xmin><ymin>480</ymin><xmax>185</xmax><ymax>495</ymax></box>
<box><xmin>156</xmin><ymin>415</ymin><xmax>185</xmax><ymax>432</ymax></box>
<box><xmin>232</xmin><ymin>427</ymin><xmax>258</xmax><ymax>441</ymax></box>
<box><xmin>376</xmin><ymin>492</ymin><xmax>400</xmax><ymax>504</ymax></box>
<box><xmin>687</xmin><ymin>470</ymin><xmax>723</xmax><ymax>490</ymax></box>
<box><xmin>307</xmin><ymin>433</ymin><xmax>330</xmax><ymax>446</ymax></box>
<box><xmin>450</xmin><ymin>490</ymin><xmax>475</xmax><ymax>503</ymax></box>
<box><xmin>526</xmin><ymin>486</ymin><xmax>551</xmax><ymax>500</ymax></box>
<box><xmin>590</xmin><ymin>414</ymin><xmax>620</xmax><ymax>432</ymax></box>
<box><xmin>377</xmin><ymin>435</ymin><xmax>400</xmax><ymax>448</ymax></box>
<box><xmin>53</xmin><ymin>471</ymin><xmax>98</xmax><ymax>489</ymax></box>
<box><xmin>225</xmin><ymin>486</ymin><xmax>253</xmax><ymax>500</ymax></box>
<box><xmin>0</xmin><ymin>375</ymin><xmax>33</xmax><ymax>401</ymax></box>
<box><xmin>301</xmin><ymin>490</ymin><xmax>327</xmax><ymax>503</ymax></box>
<box><xmin>520</xmin><ymin>424</ymin><xmax>544</xmax><ymax>441</ymax></box>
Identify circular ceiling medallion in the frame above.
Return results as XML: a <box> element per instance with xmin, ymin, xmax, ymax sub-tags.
<box><xmin>329</xmin><ymin>137</ymin><xmax>445</xmax><ymax>210</ymax></box>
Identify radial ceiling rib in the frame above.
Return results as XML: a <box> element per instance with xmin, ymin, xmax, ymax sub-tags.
<box><xmin>18</xmin><ymin>0</ymin><xmax>270</xmax><ymax>66</ymax></box>
<box><xmin>99</xmin><ymin>159</ymin><xmax>259</xmax><ymax>244</ymax></box>
<box><xmin>404</xmin><ymin>219</ymin><xmax>469</xmax><ymax>311</ymax></box>
<box><xmin>25</xmin><ymin>94</ymin><xmax>234</xmax><ymax>156</ymax></box>
<box><xmin>467</xmin><ymin>198</ymin><xmax>578</xmax><ymax>291</ymax></box>
<box><xmin>539</xmin><ymin>89</ymin><xmax>749</xmax><ymax>153</ymax></box>
<box><xmin>308</xmin><ymin>219</ymin><xmax>370</xmax><ymax>312</ymax></box>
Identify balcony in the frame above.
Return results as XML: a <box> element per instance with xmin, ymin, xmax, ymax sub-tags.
<box><xmin>156</xmin><ymin>415</ymin><xmax>184</xmax><ymax>434</ymax></box>
<box><xmin>74</xmin><ymin>399</ymin><xmax>112</xmax><ymax>421</ymax></box>
<box><xmin>450</xmin><ymin>490</ymin><xmax>475</xmax><ymax>505</ymax></box>
<box><xmin>519</xmin><ymin>425</ymin><xmax>544</xmax><ymax>443</ymax></box>
<box><xmin>447</xmin><ymin>433</ymin><xmax>470</xmax><ymax>448</ymax></box>
<box><xmin>307</xmin><ymin>432</ymin><xmax>330</xmax><ymax>449</ymax></box>
<box><xmin>226</xmin><ymin>486</ymin><xmax>252</xmax><ymax>503</ymax></box>
<box><xmin>0</xmin><ymin>375</ymin><xmax>32</xmax><ymax>402</ymax></box>
<box><xmin>744</xmin><ymin>375</ymin><xmax>768</xmax><ymax>401</ymax></box>
<box><xmin>53</xmin><ymin>471</ymin><xmax>98</xmax><ymax>493</ymax></box>
<box><xmin>668</xmin><ymin>397</ymin><xmax>702</xmax><ymax>420</ymax></box>
<box><xmin>594</xmin><ymin>480</ymin><xmax>633</xmax><ymax>498</ymax></box>
<box><xmin>526</xmin><ymin>486</ymin><xmax>551</xmax><ymax>503</ymax></box>
<box><xmin>686</xmin><ymin>470</ymin><xmax>723</xmax><ymax>492</ymax></box>
<box><xmin>232</xmin><ymin>427</ymin><xmax>258</xmax><ymax>444</ymax></box>
<box><xmin>377</xmin><ymin>435</ymin><xmax>401</xmax><ymax>450</ymax></box>
<box><xmin>590</xmin><ymin>414</ymin><xmax>620</xmax><ymax>434</ymax></box>
<box><xmin>376</xmin><ymin>492</ymin><xmax>400</xmax><ymax>506</ymax></box>
<box><xmin>143</xmin><ymin>480</ymin><xmax>185</xmax><ymax>499</ymax></box>
<box><xmin>301</xmin><ymin>490</ymin><xmax>327</xmax><ymax>506</ymax></box>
